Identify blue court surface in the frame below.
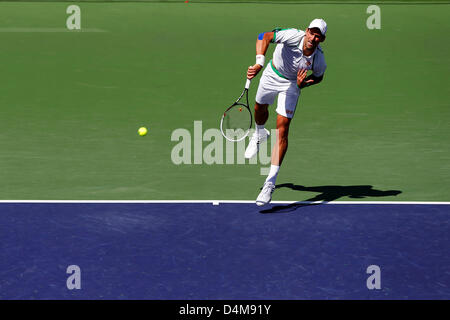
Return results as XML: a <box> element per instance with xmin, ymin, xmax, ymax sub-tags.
<box><xmin>0</xmin><ymin>201</ymin><xmax>449</xmax><ymax>300</ymax></box>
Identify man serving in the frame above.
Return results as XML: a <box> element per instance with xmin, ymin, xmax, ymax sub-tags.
<box><xmin>245</xmin><ymin>18</ymin><xmax>328</xmax><ymax>206</ymax></box>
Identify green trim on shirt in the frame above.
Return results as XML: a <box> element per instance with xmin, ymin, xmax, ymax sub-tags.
<box><xmin>270</xmin><ymin>60</ymin><xmax>288</xmax><ymax>79</ymax></box>
<box><xmin>271</xmin><ymin>27</ymin><xmax>292</xmax><ymax>43</ymax></box>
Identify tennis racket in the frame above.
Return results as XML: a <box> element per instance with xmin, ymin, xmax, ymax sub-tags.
<box><xmin>220</xmin><ymin>78</ymin><xmax>253</xmax><ymax>142</ymax></box>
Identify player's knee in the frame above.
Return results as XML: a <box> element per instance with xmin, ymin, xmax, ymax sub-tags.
<box><xmin>255</xmin><ymin>103</ymin><xmax>268</xmax><ymax>112</ymax></box>
<box><xmin>276</xmin><ymin>117</ymin><xmax>291</xmax><ymax>137</ymax></box>
<box><xmin>277</xmin><ymin>126</ymin><xmax>290</xmax><ymax>140</ymax></box>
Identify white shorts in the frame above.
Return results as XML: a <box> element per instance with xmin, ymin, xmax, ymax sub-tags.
<box><xmin>254</xmin><ymin>63</ymin><xmax>300</xmax><ymax>119</ymax></box>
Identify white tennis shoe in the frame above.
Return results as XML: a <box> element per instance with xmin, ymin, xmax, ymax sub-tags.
<box><xmin>245</xmin><ymin>128</ymin><xmax>270</xmax><ymax>159</ymax></box>
<box><xmin>256</xmin><ymin>181</ymin><xmax>275</xmax><ymax>206</ymax></box>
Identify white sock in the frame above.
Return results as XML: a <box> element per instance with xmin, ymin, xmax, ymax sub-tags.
<box><xmin>256</xmin><ymin>124</ymin><xmax>265</xmax><ymax>132</ymax></box>
<box><xmin>265</xmin><ymin>164</ymin><xmax>280</xmax><ymax>185</ymax></box>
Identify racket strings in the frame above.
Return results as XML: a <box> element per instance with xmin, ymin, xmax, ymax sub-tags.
<box><xmin>221</xmin><ymin>104</ymin><xmax>252</xmax><ymax>141</ymax></box>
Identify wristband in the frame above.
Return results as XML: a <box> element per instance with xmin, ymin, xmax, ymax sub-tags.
<box><xmin>256</xmin><ymin>55</ymin><xmax>265</xmax><ymax>67</ymax></box>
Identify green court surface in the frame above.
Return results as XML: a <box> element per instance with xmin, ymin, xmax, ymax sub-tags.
<box><xmin>0</xmin><ymin>1</ymin><xmax>448</xmax><ymax>201</ymax></box>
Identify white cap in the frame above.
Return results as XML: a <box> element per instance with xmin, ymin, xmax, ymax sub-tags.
<box><xmin>308</xmin><ymin>18</ymin><xmax>327</xmax><ymax>36</ymax></box>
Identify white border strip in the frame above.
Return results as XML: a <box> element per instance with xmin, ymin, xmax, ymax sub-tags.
<box><xmin>0</xmin><ymin>200</ymin><xmax>448</xmax><ymax>205</ymax></box>
<box><xmin>0</xmin><ymin>28</ymin><xmax>107</xmax><ymax>33</ymax></box>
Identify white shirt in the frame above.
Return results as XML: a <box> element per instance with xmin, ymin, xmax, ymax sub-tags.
<box><xmin>271</xmin><ymin>28</ymin><xmax>327</xmax><ymax>80</ymax></box>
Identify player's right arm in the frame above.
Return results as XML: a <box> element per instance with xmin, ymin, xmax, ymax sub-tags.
<box><xmin>256</xmin><ymin>31</ymin><xmax>274</xmax><ymax>56</ymax></box>
<box><xmin>247</xmin><ymin>31</ymin><xmax>274</xmax><ymax>80</ymax></box>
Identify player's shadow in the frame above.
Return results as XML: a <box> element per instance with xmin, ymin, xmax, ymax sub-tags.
<box><xmin>259</xmin><ymin>183</ymin><xmax>402</xmax><ymax>214</ymax></box>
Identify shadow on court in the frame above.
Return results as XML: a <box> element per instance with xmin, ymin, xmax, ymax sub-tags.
<box><xmin>260</xmin><ymin>184</ymin><xmax>402</xmax><ymax>214</ymax></box>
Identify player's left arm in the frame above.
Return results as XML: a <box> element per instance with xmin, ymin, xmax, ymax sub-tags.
<box><xmin>298</xmin><ymin>71</ymin><xmax>324</xmax><ymax>89</ymax></box>
<box><xmin>297</xmin><ymin>53</ymin><xmax>326</xmax><ymax>89</ymax></box>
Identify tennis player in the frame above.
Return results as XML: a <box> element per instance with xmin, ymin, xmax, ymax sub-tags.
<box><xmin>245</xmin><ymin>19</ymin><xmax>328</xmax><ymax>206</ymax></box>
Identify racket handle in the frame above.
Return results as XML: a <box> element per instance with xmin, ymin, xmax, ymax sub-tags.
<box><xmin>245</xmin><ymin>78</ymin><xmax>251</xmax><ymax>89</ymax></box>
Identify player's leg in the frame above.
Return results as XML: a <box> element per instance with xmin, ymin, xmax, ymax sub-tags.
<box><xmin>266</xmin><ymin>114</ymin><xmax>292</xmax><ymax>182</ymax></box>
<box><xmin>254</xmin><ymin>102</ymin><xmax>269</xmax><ymax>125</ymax></box>
<box><xmin>245</xmin><ymin>73</ymin><xmax>276</xmax><ymax>159</ymax></box>
<box><xmin>245</xmin><ymin>102</ymin><xmax>271</xmax><ymax>159</ymax></box>
<box><xmin>256</xmin><ymin>84</ymin><xmax>298</xmax><ymax>206</ymax></box>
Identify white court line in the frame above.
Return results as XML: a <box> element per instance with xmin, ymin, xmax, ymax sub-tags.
<box><xmin>0</xmin><ymin>200</ymin><xmax>448</xmax><ymax>205</ymax></box>
<box><xmin>0</xmin><ymin>28</ymin><xmax>107</xmax><ymax>33</ymax></box>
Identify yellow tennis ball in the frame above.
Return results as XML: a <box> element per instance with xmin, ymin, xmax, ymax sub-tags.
<box><xmin>138</xmin><ymin>127</ymin><xmax>148</xmax><ymax>136</ymax></box>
